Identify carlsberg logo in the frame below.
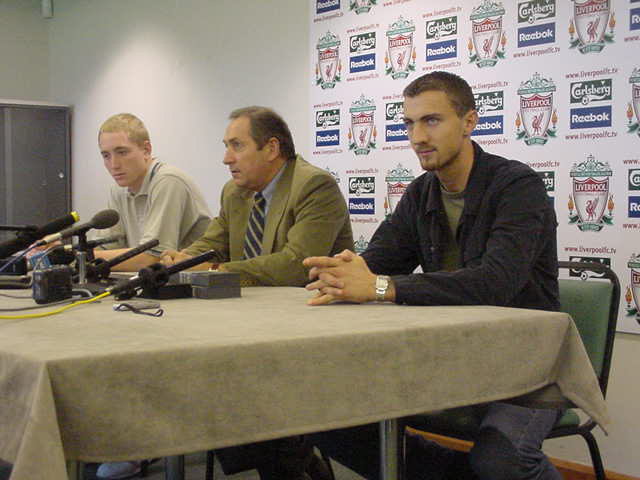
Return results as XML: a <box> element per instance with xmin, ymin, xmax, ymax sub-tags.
<box><xmin>386</xmin><ymin>102</ymin><xmax>404</xmax><ymax>121</ymax></box>
<box><xmin>349</xmin><ymin>177</ymin><xmax>375</xmax><ymax>194</ymax></box>
<box><xmin>316</xmin><ymin>109</ymin><xmax>340</xmax><ymax>127</ymax></box>
<box><xmin>518</xmin><ymin>0</ymin><xmax>555</xmax><ymax>23</ymax></box>
<box><xmin>350</xmin><ymin>32</ymin><xmax>376</xmax><ymax>53</ymax></box>
<box><xmin>538</xmin><ymin>171</ymin><xmax>555</xmax><ymax>191</ymax></box>
<box><xmin>426</xmin><ymin>16</ymin><xmax>457</xmax><ymax>40</ymax></box>
<box><xmin>474</xmin><ymin>91</ymin><xmax>504</xmax><ymax>111</ymax></box>
<box><xmin>570</xmin><ymin>80</ymin><xmax>612</xmax><ymax>103</ymax></box>
<box><xmin>629</xmin><ymin>169</ymin><xmax>640</xmax><ymax>190</ymax></box>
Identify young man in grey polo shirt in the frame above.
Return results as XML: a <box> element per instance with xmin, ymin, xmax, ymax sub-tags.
<box><xmin>94</xmin><ymin>115</ymin><xmax>211</xmax><ymax>478</ymax></box>
<box><xmin>94</xmin><ymin>113</ymin><xmax>211</xmax><ymax>273</ymax></box>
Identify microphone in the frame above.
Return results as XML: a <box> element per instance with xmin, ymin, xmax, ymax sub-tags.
<box><xmin>45</xmin><ymin>235</ymin><xmax>125</xmax><ymax>267</ymax></box>
<box><xmin>165</xmin><ymin>250</ymin><xmax>218</xmax><ymax>275</ymax></box>
<box><xmin>38</xmin><ymin>209</ymin><xmax>119</xmax><ymax>245</ymax></box>
<box><xmin>0</xmin><ymin>212</ymin><xmax>79</xmax><ymax>258</ymax></box>
<box><xmin>85</xmin><ymin>238</ymin><xmax>159</xmax><ymax>282</ymax></box>
<box><xmin>108</xmin><ymin>250</ymin><xmax>217</xmax><ymax>295</ymax></box>
<box><xmin>57</xmin><ymin>234</ymin><xmax>124</xmax><ymax>252</ymax></box>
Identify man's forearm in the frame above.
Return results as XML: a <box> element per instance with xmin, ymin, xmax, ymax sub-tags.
<box><xmin>93</xmin><ymin>249</ymin><xmax>159</xmax><ymax>272</ymax></box>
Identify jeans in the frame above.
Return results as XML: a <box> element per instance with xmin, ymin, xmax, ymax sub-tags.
<box><xmin>311</xmin><ymin>402</ymin><xmax>562</xmax><ymax>480</ymax></box>
<box><xmin>468</xmin><ymin>402</ymin><xmax>562</xmax><ymax>480</ymax></box>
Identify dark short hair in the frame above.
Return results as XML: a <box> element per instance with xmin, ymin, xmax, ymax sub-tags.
<box><xmin>229</xmin><ymin>106</ymin><xmax>296</xmax><ymax>161</ymax></box>
<box><xmin>403</xmin><ymin>71</ymin><xmax>476</xmax><ymax>117</ymax></box>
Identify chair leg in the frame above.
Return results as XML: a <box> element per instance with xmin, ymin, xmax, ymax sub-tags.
<box><xmin>140</xmin><ymin>460</ymin><xmax>148</xmax><ymax>478</ymax></box>
<box><xmin>205</xmin><ymin>451</ymin><xmax>215</xmax><ymax>480</ymax></box>
<box><xmin>140</xmin><ymin>458</ymin><xmax>160</xmax><ymax>478</ymax></box>
<box><xmin>320</xmin><ymin>451</ymin><xmax>337</xmax><ymax>480</ymax></box>
<box><xmin>582</xmin><ymin>431</ymin><xmax>606</xmax><ymax>480</ymax></box>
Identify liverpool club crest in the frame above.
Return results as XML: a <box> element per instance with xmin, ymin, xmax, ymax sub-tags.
<box><xmin>354</xmin><ymin>235</ymin><xmax>370</xmax><ymax>254</ymax></box>
<box><xmin>469</xmin><ymin>0</ymin><xmax>507</xmax><ymax>68</ymax></box>
<box><xmin>516</xmin><ymin>73</ymin><xmax>557</xmax><ymax>145</ymax></box>
<box><xmin>627</xmin><ymin>67</ymin><xmax>640</xmax><ymax>137</ymax></box>
<box><xmin>316</xmin><ymin>31</ymin><xmax>342</xmax><ymax>89</ymax></box>
<box><xmin>385</xmin><ymin>17</ymin><xmax>416</xmax><ymax>80</ymax></box>
<box><xmin>349</xmin><ymin>95</ymin><xmax>377</xmax><ymax>155</ymax></box>
<box><xmin>568</xmin><ymin>155</ymin><xmax>614</xmax><ymax>231</ymax></box>
<box><xmin>626</xmin><ymin>254</ymin><xmax>640</xmax><ymax>322</ymax></box>
<box><xmin>350</xmin><ymin>0</ymin><xmax>376</xmax><ymax>14</ymax></box>
<box><xmin>324</xmin><ymin>167</ymin><xmax>340</xmax><ymax>184</ymax></box>
<box><xmin>569</xmin><ymin>0</ymin><xmax>615</xmax><ymax>53</ymax></box>
<box><xmin>384</xmin><ymin>164</ymin><xmax>415</xmax><ymax>218</ymax></box>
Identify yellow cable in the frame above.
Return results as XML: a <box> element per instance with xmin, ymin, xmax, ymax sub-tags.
<box><xmin>0</xmin><ymin>291</ymin><xmax>112</xmax><ymax>319</ymax></box>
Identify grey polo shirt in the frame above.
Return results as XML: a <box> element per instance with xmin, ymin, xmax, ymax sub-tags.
<box><xmin>104</xmin><ymin>159</ymin><xmax>212</xmax><ymax>256</ymax></box>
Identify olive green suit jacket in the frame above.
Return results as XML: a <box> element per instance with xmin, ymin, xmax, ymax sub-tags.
<box><xmin>185</xmin><ymin>155</ymin><xmax>353</xmax><ymax>286</ymax></box>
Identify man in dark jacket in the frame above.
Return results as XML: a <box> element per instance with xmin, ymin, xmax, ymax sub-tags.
<box><xmin>304</xmin><ymin>71</ymin><xmax>561</xmax><ymax>480</ymax></box>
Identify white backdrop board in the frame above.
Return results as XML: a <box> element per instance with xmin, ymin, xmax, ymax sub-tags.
<box><xmin>309</xmin><ymin>0</ymin><xmax>640</xmax><ymax>334</ymax></box>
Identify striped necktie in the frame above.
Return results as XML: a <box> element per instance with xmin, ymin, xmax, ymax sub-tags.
<box><xmin>243</xmin><ymin>192</ymin><xmax>267</xmax><ymax>259</ymax></box>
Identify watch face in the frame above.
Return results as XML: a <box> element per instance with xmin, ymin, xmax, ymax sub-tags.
<box><xmin>376</xmin><ymin>275</ymin><xmax>389</xmax><ymax>300</ymax></box>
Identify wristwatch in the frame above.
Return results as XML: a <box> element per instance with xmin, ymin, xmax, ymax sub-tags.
<box><xmin>375</xmin><ymin>275</ymin><xmax>391</xmax><ymax>302</ymax></box>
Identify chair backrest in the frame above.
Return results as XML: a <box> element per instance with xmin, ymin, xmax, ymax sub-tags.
<box><xmin>557</xmin><ymin>261</ymin><xmax>620</xmax><ymax>397</ymax></box>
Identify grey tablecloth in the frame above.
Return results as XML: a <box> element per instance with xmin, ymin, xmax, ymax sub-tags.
<box><xmin>0</xmin><ymin>287</ymin><xmax>607</xmax><ymax>480</ymax></box>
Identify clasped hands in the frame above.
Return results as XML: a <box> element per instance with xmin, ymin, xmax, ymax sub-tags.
<box><xmin>303</xmin><ymin>249</ymin><xmax>378</xmax><ymax>305</ymax></box>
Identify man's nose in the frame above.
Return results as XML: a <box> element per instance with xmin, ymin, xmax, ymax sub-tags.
<box><xmin>410</xmin><ymin>123</ymin><xmax>430</xmax><ymax>145</ymax></box>
<box><xmin>223</xmin><ymin>149</ymin><xmax>234</xmax><ymax>164</ymax></box>
<box><xmin>109</xmin><ymin>156</ymin><xmax>122</xmax><ymax>169</ymax></box>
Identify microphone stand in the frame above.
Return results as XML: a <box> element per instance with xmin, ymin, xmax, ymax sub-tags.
<box><xmin>72</xmin><ymin>232</ymin><xmax>108</xmax><ymax>295</ymax></box>
<box><xmin>73</xmin><ymin>232</ymin><xmax>93</xmax><ymax>285</ymax></box>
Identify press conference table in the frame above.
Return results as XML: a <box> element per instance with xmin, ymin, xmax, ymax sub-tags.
<box><xmin>0</xmin><ymin>287</ymin><xmax>608</xmax><ymax>480</ymax></box>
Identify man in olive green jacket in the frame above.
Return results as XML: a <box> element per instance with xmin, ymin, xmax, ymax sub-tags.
<box><xmin>161</xmin><ymin>106</ymin><xmax>351</xmax><ymax>480</ymax></box>
<box><xmin>164</xmin><ymin>106</ymin><xmax>352</xmax><ymax>287</ymax></box>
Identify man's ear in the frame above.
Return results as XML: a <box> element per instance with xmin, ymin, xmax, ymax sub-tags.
<box><xmin>462</xmin><ymin>110</ymin><xmax>479</xmax><ymax>137</ymax></box>
<box><xmin>266</xmin><ymin>137</ymin><xmax>281</xmax><ymax>161</ymax></box>
<box><xmin>142</xmin><ymin>140</ymin><xmax>153</xmax><ymax>157</ymax></box>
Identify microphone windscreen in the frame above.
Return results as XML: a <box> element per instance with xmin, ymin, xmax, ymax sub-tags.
<box><xmin>92</xmin><ymin>209</ymin><xmax>120</xmax><ymax>229</ymax></box>
<box><xmin>40</xmin><ymin>212</ymin><xmax>80</xmax><ymax>236</ymax></box>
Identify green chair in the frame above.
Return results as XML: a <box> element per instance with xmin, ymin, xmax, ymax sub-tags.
<box><xmin>407</xmin><ymin>260</ymin><xmax>620</xmax><ymax>480</ymax></box>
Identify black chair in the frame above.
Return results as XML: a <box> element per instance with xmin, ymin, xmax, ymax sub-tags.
<box><xmin>404</xmin><ymin>261</ymin><xmax>620</xmax><ymax>480</ymax></box>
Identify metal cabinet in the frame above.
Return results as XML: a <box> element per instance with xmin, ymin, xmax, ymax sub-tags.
<box><xmin>0</xmin><ymin>102</ymin><xmax>71</xmax><ymax>240</ymax></box>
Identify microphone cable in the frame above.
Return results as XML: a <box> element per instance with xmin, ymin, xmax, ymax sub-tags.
<box><xmin>0</xmin><ymin>291</ymin><xmax>111</xmax><ymax>320</ymax></box>
<box><xmin>31</xmin><ymin>244</ymin><xmax>61</xmax><ymax>271</ymax></box>
<box><xmin>0</xmin><ymin>242</ymin><xmax>39</xmax><ymax>274</ymax></box>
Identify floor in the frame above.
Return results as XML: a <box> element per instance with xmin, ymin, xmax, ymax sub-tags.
<box><xmin>0</xmin><ymin>452</ymin><xmax>365</xmax><ymax>480</ymax></box>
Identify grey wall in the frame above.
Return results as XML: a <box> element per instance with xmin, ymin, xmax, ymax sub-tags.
<box><xmin>0</xmin><ymin>0</ymin><xmax>49</xmax><ymax>101</ymax></box>
<box><xmin>48</xmin><ymin>0</ymin><xmax>310</xmax><ymax>218</ymax></box>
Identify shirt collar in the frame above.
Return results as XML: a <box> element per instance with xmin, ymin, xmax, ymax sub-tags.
<box><xmin>258</xmin><ymin>163</ymin><xmax>286</xmax><ymax>206</ymax></box>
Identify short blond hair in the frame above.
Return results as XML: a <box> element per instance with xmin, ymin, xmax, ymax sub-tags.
<box><xmin>98</xmin><ymin>113</ymin><xmax>150</xmax><ymax>147</ymax></box>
